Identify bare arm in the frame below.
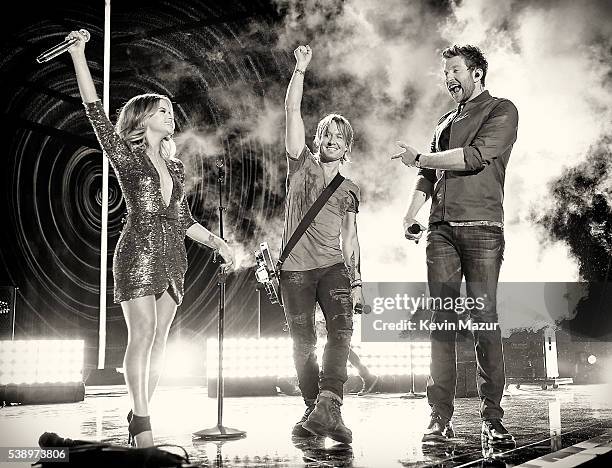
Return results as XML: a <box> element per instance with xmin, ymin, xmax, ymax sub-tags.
<box><xmin>393</xmin><ymin>144</ymin><xmax>468</xmax><ymax>171</ymax></box>
<box><xmin>418</xmin><ymin>148</ymin><xmax>467</xmax><ymax>171</ymax></box>
<box><xmin>186</xmin><ymin>223</ymin><xmax>235</xmax><ymax>270</ymax></box>
<box><xmin>403</xmin><ymin>189</ymin><xmax>429</xmax><ymax>242</ymax></box>
<box><xmin>341</xmin><ymin>211</ymin><xmax>364</xmax><ymax>311</ymax></box>
<box><xmin>285</xmin><ymin>45</ymin><xmax>312</xmax><ymax>159</ymax></box>
<box><xmin>405</xmin><ymin>189</ymin><xmax>429</xmax><ymax>220</ymax></box>
<box><xmin>341</xmin><ymin>211</ymin><xmax>361</xmax><ymax>283</ymax></box>
<box><xmin>66</xmin><ymin>30</ymin><xmax>98</xmax><ymax>104</ymax></box>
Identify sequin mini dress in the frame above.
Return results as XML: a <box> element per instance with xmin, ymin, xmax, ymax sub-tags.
<box><xmin>85</xmin><ymin>100</ymin><xmax>196</xmax><ymax>305</ymax></box>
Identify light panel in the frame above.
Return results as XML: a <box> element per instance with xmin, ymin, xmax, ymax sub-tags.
<box><xmin>0</xmin><ymin>340</ymin><xmax>84</xmax><ymax>385</ymax></box>
<box><xmin>206</xmin><ymin>338</ymin><xmax>431</xmax><ymax>380</ymax></box>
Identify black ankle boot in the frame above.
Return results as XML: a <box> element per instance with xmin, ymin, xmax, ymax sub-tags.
<box><xmin>127</xmin><ymin>415</ymin><xmax>151</xmax><ymax>446</ymax></box>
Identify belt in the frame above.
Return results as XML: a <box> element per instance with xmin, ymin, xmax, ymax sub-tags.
<box><xmin>431</xmin><ymin>220</ymin><xmax>504</xmax><ymax>228</ymax></box>
<box><xmin>121</xmin><ymin>212</ymin><xmax>179</xmax><ymax>224</ymax></box>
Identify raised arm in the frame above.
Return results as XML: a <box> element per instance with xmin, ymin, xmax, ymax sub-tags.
<box><xmin>66</xmin><ymin>30</ymin><xmax>131</xmax><ymax>169</ymax></box>
<box><xmin>66</xmin><ymin>30</ymin><xmax>98</xmax><ymax>104</ymax></box>
<box><xmin>285</xmin><ymin>45</ymin><xmax>312</xmax><ymax>159</ymax></box>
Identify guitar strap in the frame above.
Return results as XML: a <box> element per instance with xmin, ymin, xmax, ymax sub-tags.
<box><xmin>277</xmin><ymin>172</ymin><xmax>345</xmax><ymax>271</ymax></box>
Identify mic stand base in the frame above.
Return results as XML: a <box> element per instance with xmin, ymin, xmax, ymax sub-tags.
<box><xmin>193</xmin><ymin>424</ymin><xmax>247</xmax><ymax>440</ymax></box>
<box><xmin>400</xmin><ymin>392</ymin><xmax>426</xmax><ymax>399</ymax></box>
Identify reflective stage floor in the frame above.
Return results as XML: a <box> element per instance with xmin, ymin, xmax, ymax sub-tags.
<box><xmin>1</xmin><ymin>383</ymin><xmax>612</xmax><ymax>467</ymax></box>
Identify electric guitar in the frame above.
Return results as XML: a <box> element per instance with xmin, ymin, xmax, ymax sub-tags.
<box><xmin>254</xmin><ymin>241</ymin><xmax>283</xmax><ymax>307</ymax></box>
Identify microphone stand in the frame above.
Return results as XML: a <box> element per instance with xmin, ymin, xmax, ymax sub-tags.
<box><xmin>193</xmin><ymin>158</ymin><xmax>246</xmax><ymax>440</ymax></box>
<box><xmin>400</xmin><ymin>334</ymin><xmax>425</xmax><ymax>400</ymax></box>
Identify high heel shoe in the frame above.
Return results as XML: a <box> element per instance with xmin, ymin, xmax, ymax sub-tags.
<box><xmin>126</xmin><ymin>410</ymin><xmax>133</xmax><ymax>445</ymax></box>
<box><xmin>127</xmin><ymin>414</ymin><xmax>151</xmax><ymax>447</ymax></box>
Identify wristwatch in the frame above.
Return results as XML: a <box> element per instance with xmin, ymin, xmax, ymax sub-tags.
<box><xmin>414</xmin><ymin>153</ymin><xmax>422</xmax><ymax>168</ymax></box>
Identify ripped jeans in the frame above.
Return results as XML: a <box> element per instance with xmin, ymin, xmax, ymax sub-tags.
<box><xmin>280</xmin><ymin>262</ymin><xmax>353</xmax><ymax>403</ymax></box>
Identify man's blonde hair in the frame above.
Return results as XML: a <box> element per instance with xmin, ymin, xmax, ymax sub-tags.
<box><xmin>313</xmin><ymin>113</ymin><xmax>354</xmax><ymax>163</ymax></box>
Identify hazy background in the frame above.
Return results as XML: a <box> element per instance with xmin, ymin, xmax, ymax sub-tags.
<box><xmin>1</xmin><ymin>0</ymin><xmax>611</xmax><ymax>367</ymax></box>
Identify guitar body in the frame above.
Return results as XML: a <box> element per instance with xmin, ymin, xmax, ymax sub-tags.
<box><xmin>254</xmin><ymin>242</ymin><xmax>283</xmax><ymax>307</ymax></box>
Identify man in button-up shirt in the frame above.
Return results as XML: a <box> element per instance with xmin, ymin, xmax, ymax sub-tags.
<box><xmin>392</xmin><ymin>45</ymin><xmax>518</xmax><ymax>447</ymax></box>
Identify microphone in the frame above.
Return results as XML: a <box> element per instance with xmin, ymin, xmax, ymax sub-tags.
<box><xmin>406</xmin><ymin>223</ymin><xmax>425</xmax><ymax>244</ymax></box>
<box><xmin>39</xmin><ymin>432</ymin><xmax>94</xmax><ymax>448</ymax></box>
<box><xmin>407</xmin><ymin>223</ymin><xmax>422</xmax><ymax>234</ymax></box>
<box><xmin>216</xmin><ymin>158</ymin><xmax>225</xmax><ymax>181</ymax></box>
<box><xmin>36</xmin><ymin>29</ymin><xmax>90</xmax><ymax>64</ymax></box>
<box><xmin>354</xmin><ymin>304</ymin><xmax>372</xmax><ymax>314</ymax></box>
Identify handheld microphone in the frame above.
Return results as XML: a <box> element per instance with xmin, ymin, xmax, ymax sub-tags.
<box><xmin>39</xmin><ymin>432</ymin><xmax>93</xmax><ymax>448</ymax></box>
<box><xmin>407</xmin><ymin>223</ymin><xmax>422</xmax><ymax>234</ymax></box>
<box><xmin>354</xmin><ymin>304</ymin><xmax>372</xmax><ymax>314</ymax></box>
<box><xmin>406</xmin><ymin>223</ymin><xmax>424</xmax><ymax>244</ymax></box>
<box><xmin>36</xmin><ymin>29</ymin><xmax>90</xmax><ymax>64</ymax></box>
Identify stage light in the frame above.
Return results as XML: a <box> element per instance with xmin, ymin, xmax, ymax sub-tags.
<box><xmin>206</xmin><ymin>337</ymin><xmax>432</xmax><ymax>393</ymax></box>
<box><xmin>0</xmin><ymin>340</ymin><xmax>85</xmax><ymax>404</ymax></box>
<box><xmin>588</xmin><ymin>355</ymin><xmax>597</xmax><ymax>365</ymax></box>
<box><xmin>0</xmin><ymin>340</ymin><xmax>84</xmax><ymax>385</ymax></box>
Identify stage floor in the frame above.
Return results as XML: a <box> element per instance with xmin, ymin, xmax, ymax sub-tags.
<box><xmin>1</xmin><ymin>383</ymin><xmax>612</xmax><ymax>467</ymax></box>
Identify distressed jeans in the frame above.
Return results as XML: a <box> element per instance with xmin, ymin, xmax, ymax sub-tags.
<box><xmin>425</xmin><ymin>223</ymin><xmax>506</xmax><ymax>421</ymax></box>
<box><xmin>280</xmin><ymin>262</ymin><xmax>353</xmax><ymax>403</ymax></box>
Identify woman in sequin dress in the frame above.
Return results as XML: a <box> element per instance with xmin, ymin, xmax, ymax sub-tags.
<box><xmin>67</xmin><ymin>30</ymin><xmax>235</xmax><ymax>447</ymax></box>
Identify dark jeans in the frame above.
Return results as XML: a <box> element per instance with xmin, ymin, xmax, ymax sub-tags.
<box><xmin>425</xmin><ymin>223</ymin><xmax>506</xmax><ymax>421</ymax></box>
<box><xmin>280</xmin><ymin>262</ymin><xmax>353</xmax><ymax>403</ymax></box>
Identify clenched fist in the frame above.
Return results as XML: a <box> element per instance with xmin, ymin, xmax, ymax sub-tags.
<box><xmin>65</xmin><ymin>29</ymin><xmax>89</xmax><ymax>55</ymax></box>
<box><xmin>294</xmin><ymin>44</ymin><xmax>312</xmax><ymax>70</ymax></box>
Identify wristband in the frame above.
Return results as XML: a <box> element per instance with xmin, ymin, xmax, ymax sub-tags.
<box><xmin>294</xmin><ymin>68</ymin><xmax>305</xmax><ymax>76</ymax></box>
<box><xmin>414</xmin><ymin>153</ymin><xmax>422</xmax><ymax>168</ymax></box>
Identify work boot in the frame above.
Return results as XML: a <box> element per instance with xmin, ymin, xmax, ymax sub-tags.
<box><xmin>482</xmin><ymin>419</ymin><xmax>515</xmax><ymax>446</ymax></box>
<box><xmin>422</xmin><ymin>412</ymin><xmax>455</xmax><ymax>442</ymax></box>
<box><xmin>292</xmin><ymin>404</ymin><xmax>316</xmax><ymax>437</ymax></box>
<box><xmin>357</xmin><ymin>374</ymin><xmax>379</xmax><ymax>396</ymax></box>
<box><xmin>302</xmin><ymin>390</ymin><xmax>352</xmax><ymax>444</ymax></box>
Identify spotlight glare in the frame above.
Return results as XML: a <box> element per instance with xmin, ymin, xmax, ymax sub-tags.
<box><xmin>588</xmin><ymin>355</ymin><xmax>597</xmax><ymax>365</ymax></box>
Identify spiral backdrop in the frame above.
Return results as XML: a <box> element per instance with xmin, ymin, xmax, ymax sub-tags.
<box><xmin>1</xmin><ymin>0</ymin><xmax>296</xmax><ymax>367</ymax></box>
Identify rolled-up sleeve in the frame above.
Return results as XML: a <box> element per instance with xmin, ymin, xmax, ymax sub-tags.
<box><xmin>463</xmin><ymin>100</ymin><xmax>518</xmax><ymax>171</ymax></box>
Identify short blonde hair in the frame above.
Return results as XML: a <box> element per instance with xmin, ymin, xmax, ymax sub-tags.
<box><xmin>115</xmin><ymin>93</ymin><xmax>176</xmax><ymax>159</ymax></box>
<box><xmin>313</xmin><ymin>113</ymin><xmax>354</xmax><ymax>163</ymax></box>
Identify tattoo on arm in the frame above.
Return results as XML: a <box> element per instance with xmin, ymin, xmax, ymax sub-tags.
<box><xmin>349</xmin><ymin>253</ymin><xmax>356</xmax><ymax>282</ymax></box>
<box><xmin>205</xmin><ymin>233</ymin><xmax>217</xmax><ymax>248</ymax></box>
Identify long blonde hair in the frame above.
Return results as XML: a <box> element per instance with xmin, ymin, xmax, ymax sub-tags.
<box><xmin>115</xmin><ymin>93</ymin><xmax>176</xmax><ymax>159</ymax></box>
